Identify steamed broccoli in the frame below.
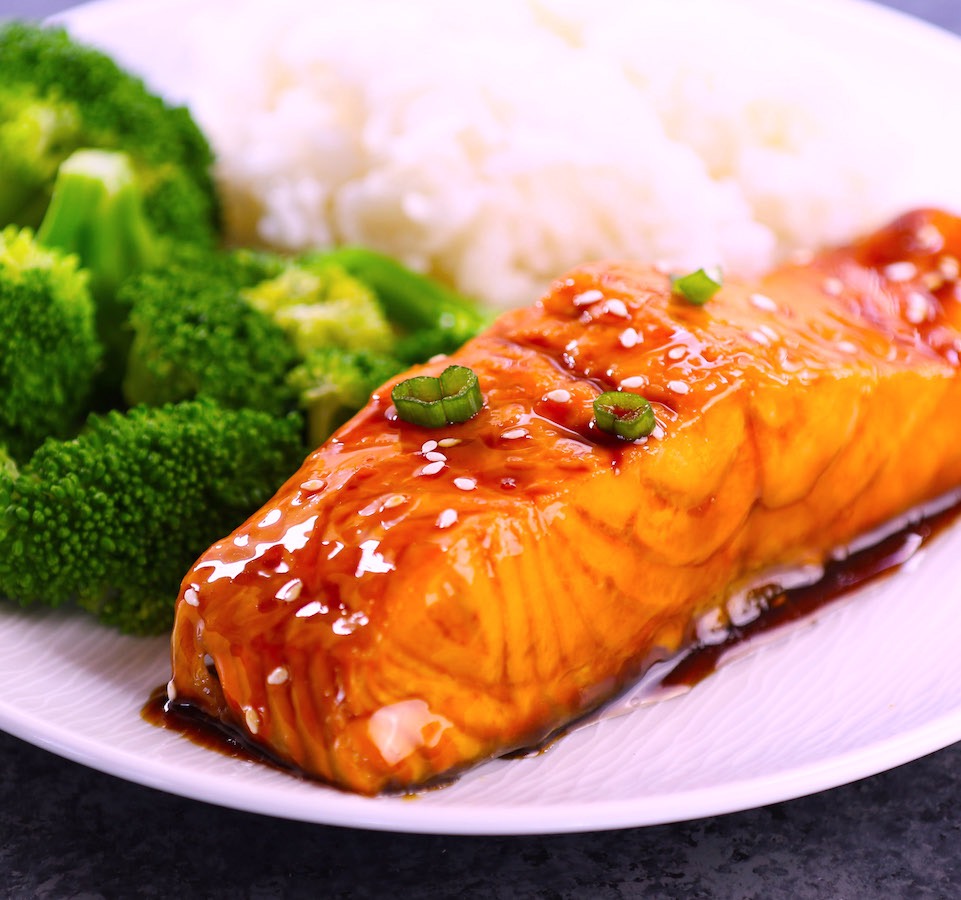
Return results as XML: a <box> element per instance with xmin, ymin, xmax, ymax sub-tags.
<box><xmin>241</xmin><ymin>252</ymin><xmax>490</xmax><ymax>442</ymax></box>
<box><xmin>0</xmin><ymin>226</ymin><xmax>101</xmax><ymax>463</ymax></box>
<box><xmin>288</xmin><ymin>346</ymin><xmax>405</xmax><ymax>447</ymax></box>
<box><xmin>0</xmin><ymin>400</ymin><xmax>306</xmax><ymax>635</ymax></box>
<box><xmin>0</xmin><ymin>21</ymin><xmax>218</xmax><ymax>245</ymax></box>
<box><xmin>242</xmin><ymin>259</ymin><xmax>396</xmax><ymax>356</ymax></box>
<box><xmin>120</xmin><ymin>245</ymin><xmax>490</xmax><ymax>447</ymax></box>
<box><xmin>120</xmin><ymin>249</ymin><xmax>298</xmax><ymax>416</ymax></box>
<box><xmin>309</xmin><ymin>247</ymin><xmax>490</xmax><ymax>353</ymax></box>
<box><xmin>0</xmin><ymin>84</ymin><xmax>80</xmax><ymax>227</ymax></box>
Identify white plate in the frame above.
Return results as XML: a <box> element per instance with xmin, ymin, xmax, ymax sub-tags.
<box><xmin>5</xmin><ymin>0</ymin><xmax>959</xmax><ymax>834</ymax></box>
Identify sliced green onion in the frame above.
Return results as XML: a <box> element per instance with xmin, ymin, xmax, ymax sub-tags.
<box><xmin>593</xmin><ymin>391</ymin><xmax>656</xmax><ymax>441</ymax></box>
<box><xmin>671</xmin><ymin>267</ymin><xmax>723</xmax><ymax>305</ymax></box>
<box><xmin>391</xmin><ymin>365</ymin><xmax>484</xmax><ymax>428</ymax></box>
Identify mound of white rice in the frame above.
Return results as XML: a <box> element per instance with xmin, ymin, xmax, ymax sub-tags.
<box><xmin>65</xmin><ymin>0</ymin><xmax>961</xmax><ymax>309</ymax></box>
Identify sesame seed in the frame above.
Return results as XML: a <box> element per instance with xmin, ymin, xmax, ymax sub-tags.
<box><xmin>619</xmin><ymin>328</ymin><xmax>640</xmax><ymax>348</ymax></box>
<box><xmin>437</xmin><ymin>437</ymin><xmax>462</xmax><ymax>448</ymax></box>
<box><xmin>421</xmin><ymin>440</ymin><xmax>438</xmax><ymax>454</ymax></box>
<box><xmin>667</xmin><ymin>346</ymin><xmax>685</xmax><ymax>360</ymax></box>
<box><xmin>652</xmin><ymin>424</ymin><xmax>665</xmax><ymax>440</ymax></box>
<box><xmin>602</xmin><ymin>298</ymin><xmax>629</xmax><ymax>318</ymax></box>
<box><xmin>184</xmin><ymin>587</ymin><xmax>200</xmax><ymax>607</ymax></box>
<box><xmin>667</xmin><ymin>380</ymin><xmax>690</xmax><ymax>395</ymax></box>
<box><xmin>382</xmin><ymin>494</ymin><xmax>407</xmax><ymax>509</ymax></box>
<box><xmin>454</xmin><ymin>477</ymin><xmax>477</xmax><ymax>491</ymax></box>
<box><xmin>546</xmin><ymin>389</ymin><xmax>571</xmax><ymax>402</ymax></box>
<box><xmin>424</xmin><ymin>451</ymin><xmax>447</xmax><ymax>463</ymax></box>
<box><xmin>750</xmin><ymin>293</ymin><xmax>777</xmax><ymax>312</ymax></box>
<box><xmin>276</xmin><ymin>579</ymin><xmax>303</xmax><ymax>602</ymax></box>
<box><xmin>759</xmin><ymin>324</ymin><xmax>779</xmax><ymax>341</ymax></box>
<box><xmin>620</xmin><ymin>376</ymin><xmax>646</xmax><ymax>389</ymax></box>
<box><xmin>428</xmin><ymin>353</ymin><xmax>448</xmax><ymax>363</ymax></box>
<box><xmin>420</xmin><ymin>461</ymin><xmax>446</xmax><ymax>476</ymax></box>
<box><xmin>573</xmin><ymin>289</ymin><xmax>604</xmax><ymax>307</ymax></box>
<box><xmin>939</xmin><ymin>256</ymin><xmax>960</xmax><ymax>280</ymax></box>
<box><xmin>166</xmin><ymin>679</ymin><xmax>177</xmax><ymax>702</ymax></box>
<box><xmin>916</xmin><ymin>223</ymin><xmax>943</xmax><ymax>252</ymax></box>
<box><xmin>922</xmin><ymin>272</ymin><xmax>945</xmax><ymax>291</ymax></box>
<box><xmin>295</xmin><ymin>600</ymin><xmax>325</xmax><ymax>618</ymax></box>
<box><xmin>300</xmin><ymin>478</ymin><xmax>327</xmax><ymax>493</ymax></box>
<box><xmin>695</xmin><ymin>608</ymin><xmax>730</xmax><ymax>646</ymax></box>
<box><xmin>905</xmin><ymin>291</ymin><xmax>930</xmax><ymax>324</ymax></box>
<box><xmin>267</xmin><ymin>666</ymin><xmax>289</xmax><ymax>686</ymax></box>
<box><xmin>748</xmin><ymin>330</ymin><xmax>770</xmax><ymax>346</ymax></box>
<box><xmin>244</xmin><ymin>707</ymin><xmax>260</xmax><ymax>735</ymax></box>
<box><xmin>836</xmin><ymin>340</ymin><xmax>859</xmax><ymax>354</ymax></box>
<box><xmin>822</xmin><ymin>277</ymin><xmax>844</xmax><ymax>296</ymax></box>
<box><xmin>885</xmin><ymin>261</ymin><xmax>917</xmax><ymax>282</ymax></box>
<box><xmin>436</xmin><ymin>509</ymin><xmax>458</xmax><ymax>529</ymax></box>
<box><xmin>502</xmin><ymin>428</ymin><xmax>529</xmax><ymax>440</ymax></box>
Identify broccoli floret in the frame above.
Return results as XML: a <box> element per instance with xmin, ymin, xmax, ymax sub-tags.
<box><xmin>0</xmin><ymin>400</ymin><xmax>307</xmax><ymax>635</ymax></box>
<box><xmin>237</xmin><ymin>251</ymin><xmax>491</xmax><ymax>443</ymax></box>
<box><xmin>0</xmin><ymin>85</ymin><xmax>81</xmax><ymax>227</ymax></box>
<box><xmin>308</xmin><ymin>247</ymin><xmax>490</xmax><ymax>356</ymax></box>
<box><xmin>288</xmin><ymin>346</ymin><xmax>405</xmax><ymax>447</ymax></box>
<box><xmin>121</xmin><ymin>250</ymin><xmax>298</xmax><ymax>416</ymax></box>
<box><xmin>0</xmin><ymin>21</ymin><xmax>218</xmax><ymax>245</ymax></box>
<box><xmin>242</xmin><ymin>259</ymin><xmax>396</xmax><ymax>356</ymax></box>
<box><xmin>0</xmin><ymin>226</ymin><xmax>101</xmax><ymax>463</ymax></box>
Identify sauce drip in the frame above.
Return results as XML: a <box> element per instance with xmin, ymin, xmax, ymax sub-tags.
<box><xmin>142</xmin><ymin>684</ymin><xmax>307</xmax><ymax>780</ymax></box>
<box><xmin>143</xmin><ymin>494</ymin><xmax>961</xmax><ymax>779</ymax></box>
<box><xmin>664</xmin><ymin>496</ymin><xmax>958</xmax><ymax>689</ymax></box>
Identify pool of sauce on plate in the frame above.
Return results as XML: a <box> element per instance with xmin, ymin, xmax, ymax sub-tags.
<box><xmin>663</xmin><ymin>499</ymin><xmax>958</xmax><ymax>690</ymax></box>
<box><xmin>142</xmin><ymin>685</ymin><xmax>305</xmax><ymax>779</ymax></box>
<box><xmin>142</xmin><ymin>495</ymin><xmax>961</xmax><ymax>778</ymax></box>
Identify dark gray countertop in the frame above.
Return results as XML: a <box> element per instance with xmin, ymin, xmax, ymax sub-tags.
<box><xmin>3</xmin><ymin>1</ymin><xmax>961</xmax><ymax>897</ymax></box>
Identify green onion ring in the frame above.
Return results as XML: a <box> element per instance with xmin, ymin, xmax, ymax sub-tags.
<box><xmin>391</xmin><ymin>365</ymin><xmax>484</xmax><ymax>428</ymax></box>
<box><xmin>670</xmin><ymin>267</ymin><xmax>723</xmax><ymax>305</ymax></box>
<box><xmin>593</xmin><ymin>390</ymin><xmax>656</xmax><ymax>441</ymax></box>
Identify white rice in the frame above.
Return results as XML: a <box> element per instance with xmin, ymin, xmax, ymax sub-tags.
<box><xmin>65</xmin><ymin>0</ymin><xmax>961</xmax><ymax>309</ymax></box>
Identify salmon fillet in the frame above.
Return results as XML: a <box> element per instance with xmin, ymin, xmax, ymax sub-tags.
<box><xmin>167</xmin><ymin>208</ymin><xmax>961</xmax><ymax>795</ymax></box>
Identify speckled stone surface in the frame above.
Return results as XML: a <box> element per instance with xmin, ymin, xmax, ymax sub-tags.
<box><xmin>2</xmin><ymin>1</ymin><xmax>961</xmax><ymax>897</ymax></box>
<box><xmin>4</xmin><ymin>725</ymin><xmax>961</xmax><ymax>898</ymax></box>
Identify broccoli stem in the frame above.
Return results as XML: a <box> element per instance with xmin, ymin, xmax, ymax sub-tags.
<box><xmin>37</xmin><ymin>149</ymin><xmax>168</xmax><ymax>407</ymax></box>
<box><xmin>37</xmin><ymin>148</ymin><xmax>163</xmax><ymax>299</ymax></box>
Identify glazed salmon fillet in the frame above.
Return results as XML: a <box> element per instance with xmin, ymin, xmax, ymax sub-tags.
<box><xmin>168</xmin><ymin>209</ymin><xmax>961</xmax><ymax>795</ymax></box>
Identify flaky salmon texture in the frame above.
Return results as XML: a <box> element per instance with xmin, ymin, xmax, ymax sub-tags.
<box><xmin>168</xmin><ymin>208</ymin><xmax>961</xmax><ymax>795</ymax></box>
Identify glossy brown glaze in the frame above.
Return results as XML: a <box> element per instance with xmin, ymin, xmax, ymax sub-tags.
<box><xmin>168</xmin><ymin>208</ymin><xmax>961</xmax><ymax>795</ymax></box>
